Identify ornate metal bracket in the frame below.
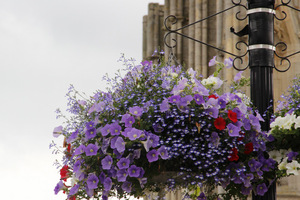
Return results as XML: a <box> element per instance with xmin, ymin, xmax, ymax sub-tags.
<box><xmin>273</xmin><ymin>0</ymin><xmax>300</xmax><ymax>72</ymax></box>
<box><xmin>164</xmin><ymin>0</ymin><xmax>249</xmax><ymax>71</ymax></box>
<box><xmin>164</xmin><ymin>0</ymin><xmax>300</xmax><ymax>73</ymax></box>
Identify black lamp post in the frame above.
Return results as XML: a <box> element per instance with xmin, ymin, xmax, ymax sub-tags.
<box><xmin>247</xmin><ymin>0</ymin><xmax>276</xmax><ymax>199</ymax></box>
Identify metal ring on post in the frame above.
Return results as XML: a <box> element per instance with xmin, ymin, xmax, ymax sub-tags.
<box><xmin>247</xmin><ymin>8</ymin><xmax>276</xmax><ymax>15</ymax></box>
<box><xmin>248</xmin><ymin>44</ymin><xmax>276</xmax><ymax>51</ymax></box>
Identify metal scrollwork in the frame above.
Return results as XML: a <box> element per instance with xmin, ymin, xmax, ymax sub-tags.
<box><xmin>164</xmin><ymin>1</ymin><xmax>249</xmax><ymax>68</ymax></box>
<box><xmin>274</xmin><ymin>42</ymin><xmax>291</xmax><ymax>72</ymax></box>
<box><xmin>275</xmin><ymin>0</ymin><xmax>300</xmax><ymax>20</ymax></box>
<box><xmin>232</xmin><ymin>41</ymin><xmax>249</xmax><ymax>71</ymax></box>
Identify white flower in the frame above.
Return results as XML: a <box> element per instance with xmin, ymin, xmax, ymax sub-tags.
<box><xmin>70</xmin><ymin>174</ymin><xmax>79</xmax><ymax>186</ymax></box>
<box><xmin>270</xmin><ymin>113</ymin><xmax>296</xmax><ymax>130</ymax></box>
<box><xmin>201</xmin><ymin>76</ymin><xmax>223</xmax><ymax>90</ymax></box>
<box><xmin>295</xmin><ymin>116</ymin><xmax>300</xmax><ymax>129</ymax></box>
<box><xmin>278</xmin><ymin>157</ymin><xmax>288</xmax><ymax>170</ymax></box>
<box><xmin>279</xmin><ymin>149</ymin><xmax>289</xmax><ymax>157</ymax></box>
<box><xmin>286</xmin><ymin>160</ymin><xmax>300</xmax><ymax>175</ymax></box>
<box><xmin>269</xmin><ymin>150</ymin><xmax>283</xmax><ymax>163</ymax></box>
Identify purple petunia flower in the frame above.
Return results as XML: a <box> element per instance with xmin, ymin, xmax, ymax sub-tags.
<box><xmin>85</xmin><ymin>144</ymin><xmax>99</xmax><ymax>156</ymax></box>
<box><xmin>256</xmin><ymin>183</ymin><xmax>268</xmax><ymax>196</ymax></box>
<box><xmin>122</xmin><ymin>181</ymin><xmax>132</xmax><ymax>193</ymax></box>
<box><xmin>121</xmin><ymin>114</ymin><xmax>135</xmax><ymax>128</ymax></box>
<box><xmin>193</xmin><ymin>84</ymin><xmax>209</xmax><ymax>96</ymax></box>
<box><xmin>117</xmin><ymin>169</ymin><xmax>128</xmax><ymax>182</ymax></box>
<box><xmin>287</xmin><ymin>151</ymin><xmax>299</xmax><ymax>161</ymax></box>
<box><xmin>147</xmin><ymin>133</ymin><xmax>160</xmax><ymax>148</ymax></box>
<box><xmin>179</xmin><ymin>95</ymin><xmax>193</xmax><ymax>107</ymax></box>
<box><xmin>158</xmin><ymin>146</ymin><xmax>169</xmax><ymax>159</ymax></box>
<box><xmin>232</xmin><ymin>107</ymin><xmax>243</xmax><ymax>119</ymax></box>
<box><xmin>66</xmin><ymin>130</ymin><xmax>78</xmax><ymax>143</ymax></box>
<box><xmin>261</xmin><ymin>158</ymin><xmax>276</xmax><ymax>171</ymax></box>
<box><xmin>110</xmin><ymin>122</ymin><xmax>121</xmax><ymax>136</ymax></box>
<box><xmin>117</xmin><ymin>157</ymin><xmax>130</xmax><ymax>169</ymax></box>
<box><xmin>160</xmin><ymin>98</ymin><xmax>170</xmax><ymax>112</ymax></box>
<box><xmin>224</xmin><ymin>57</ymin><xmax>233</xmax><ymax>68</ymax></box>
<box><xmin>101</xmin><ymin>155</ymin><xmax>113</xmax><ymax>170</ymax></box>
<box><xmin>101</xmin><ymin>137</ymin><xmax>110</xmax><ymax>154</ymax></box>
<box><xmin>209</xmin><ymin>56</ymin><xmax>217</xmax><ymax>67</ymax></box>
<box><xmin>248</xmin><ymin>159</ymin><xmax>262</xmax><ymax>173</ymax></box>
<box><xmin>121</xmin><ymin>127</ymin><xmax>132</xmax><ymax>137</ymax></box>
<box><xmin>234</xmin><ymin>71</ymin><xmax>243</xmax><ymax>82</ymax></box>
<box><xmin>110</xmin><ymin>136</ymin><xmax>118</xmax><ymax>149</ymax></box>
<box><xmin>255</xmin><ymin>110</ymin><xmax>265</xmax><ymax>122</ymax></box>
<box><xmin>243</xmin><ymin>173</ymin><xmax>254</xmax><ymax>187</ymax></box>
<box><xmin>172</xmin><ymin>78</ymin><xmax>188</xmax><ymax>95</ymax></box>
<box><xmin>232</xmin><ymin>173</ymin><xmax>243</xmax><ymax>184</ymax></box>
<box><xmin>86</xmin><ymin>121</ymin><xmax>95</xmax><ymax>130</ymax></box>
<box><xmin>249</xmin><ymin>114</ymin><xmax>261</xmax><ymax>131</ymax></box>
<box><xmin>127</xmin><ymin>128</ymin><xmax>143</xmax><ymax>141</ymax></box>
<box><xmin>73</xmin><ymin>159</ymin><xmax>82</xmax><ymax>174</ymax></box>
<box><xmin>103</xmin><ymin>177</ymin><xmax>112</xmax><ymax>191</ymax></box>
<box><xmin>74</xmin><ymin>144</ymin><xmax>85</xmax><ymax>155</ymax></box>
<box><xmin>100</xmin><ymin>124</ymin><xmax>112</xmax><ymax>136</ymax></box>
<box><xmin>129</xmin><ymin>106</ymin><xmax>143</xmax><ymax>117</ymax></box>
<box><xmin>86</xmin><ymin>174</ymin><xmax>99</xmax><ymax>189</ymax></box>
<box><xmin>147</xmin><ymin>149</ymin><xmax>159</xmax><ymax>162</ymax></box>
<box><xmin>168</xmin><ymin>95</ymin><xmax>181</xmax><ymax>104</ymax></box>
<box><xmin>241</xmin><ymin>185</ymin><xmax>253</xmax><ymax>195</ymax></box>
<box><xmin>197</xmin><ymin>192</ymin><xmax>207</xmax><ymax>200</ymax></box>
<box><xmin>227</xmin><ymin>123</ymin><xmax>241</xmax><ymax>137</ymax></box>
<box><xmin>54</xmin><ymin>180</ymin><xmax>64</xmax><ymax>195</ymax></box>
<box><xmin>85</xmin><ymin>128</ymin><xmax>97</xmax><ymax>140</ymax></box>
<box><xmin>99</xmin><ymin>172</ymin><xmax>106</xmax><ymax>184</ymax></box>
<box><xmin>94</xmin><ymin>101</ymin><xmax>105</xmax><ymax>112</ymax></box>
<box><xmin>217</xmin><ymin>97</ymin><xmax>227</xmax><ymax>109</ymax></box>
<box><xmin>68</xmin><ymin>184</ymin><xmax>79</xmax><ymax>197</ymax></box>
<box><xmin>205</xmin><ymin>107</ymin><xmax>219</xmax><ymax>119</ymax></box>
<box><xmin>153</xmin><ymin>123</ymin><xmax>164</xmax><ymax>133</ymax></box>
<box><xmin>194</xmin><ymin>94</ymin><xmax>205</xmax><ymax>105</ymax></box>
<box><xmin>128</xmin><ymin>165</ymin><xmax>141</xmax><ymax>177</ymax></box>
<box><xmin>115</xmin><ymin>137</ymin><xmax>126</xmax><ymax>153</ymax></box>
<box><xmin>242</xmin><ymin>118</ymin><xmax>251</xmax><ymax>130</ymax></box>
<box><xmin>53</xmin><ymin>126</ymin><xmax>63</xmax><ymax>138</ymax></box>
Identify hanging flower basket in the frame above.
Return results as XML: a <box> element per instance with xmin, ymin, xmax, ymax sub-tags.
<box><xmin>268</xmin><ymin>74</ymin><xmax>300</xmax><ymax>178</ymax></box>
<box><xmin>51</xmin><ymin>55</ymin><xmax>276</xmax><ymax>200</ymax></box>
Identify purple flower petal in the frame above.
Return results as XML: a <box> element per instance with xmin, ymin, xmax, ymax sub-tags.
<box><xmin>101</xmin><ymin>155</ymin><xmax>113</xmax><ymax>170</ymax></box>
<box><xmin>85</xmin><ymin>144</ymin><xmax>99</xmax><ymax>156</ymax></box>
<box><xmin>117</xmin><ymin>157</ymin><xmax>130</xmax><ymax>169</ymax></box>
<box><xmin>86</xmin><ymin>174</ymin><xmax>99</xmax><ymax>190</ymax></box>
<box><xmin>147</xmin><ymin>149</ymin><xmax>159</xmax><ymax>162</ymax></box>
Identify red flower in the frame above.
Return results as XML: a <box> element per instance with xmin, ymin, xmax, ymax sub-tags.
<box><xmin>69</xmin><ymin>196</ymin><xmax>76</xmax><ymax>200</ymax></box>
<box><xmin>244</xmin><ymin>142</ymin><xmax>253</xmax><ymax>155</ymax></box>
<box><xmin>214</xmin><ymin>117</ymin><xmax>226</xmax><ymax>130</ymax></box>
<box><xmin>60</xmin><ymin>165</ymin><xmax>69</xmax><ymax>182</ymax></box>
<box><xmin>208</xmin><ymin>94</ymin><xmax>218</xmax><ymax>99</ymax></box>
<box><xmin>67</xmin><ymin>144</ymin><xmax>71</xmax><ymax>153</ymax></box>
<box><xmin>228</xmin><ymin>110</ymin><xmax>238</xmax><ymax>123</ymax></box>
<box><xmin>228</xmin><ymin>148</ymin><xmax>239</xmax><ymax>161</ymax></box>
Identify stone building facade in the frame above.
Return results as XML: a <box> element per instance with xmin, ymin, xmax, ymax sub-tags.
<box><xmin>143</xmin><ymin>0</ymin><xmax>300</xmax><ymax>199</ymax></box>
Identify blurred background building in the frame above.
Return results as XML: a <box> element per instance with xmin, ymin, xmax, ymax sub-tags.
<box><xmin>143</xmin><ymin>0</ymin><xmax>300</xmax><ymax>199</ymax></box>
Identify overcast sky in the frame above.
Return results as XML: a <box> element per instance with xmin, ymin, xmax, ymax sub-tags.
<box><xmin>0</xmin><ymin>1</ymin><xmax>164</xmax><ymax>199</ymax></box>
